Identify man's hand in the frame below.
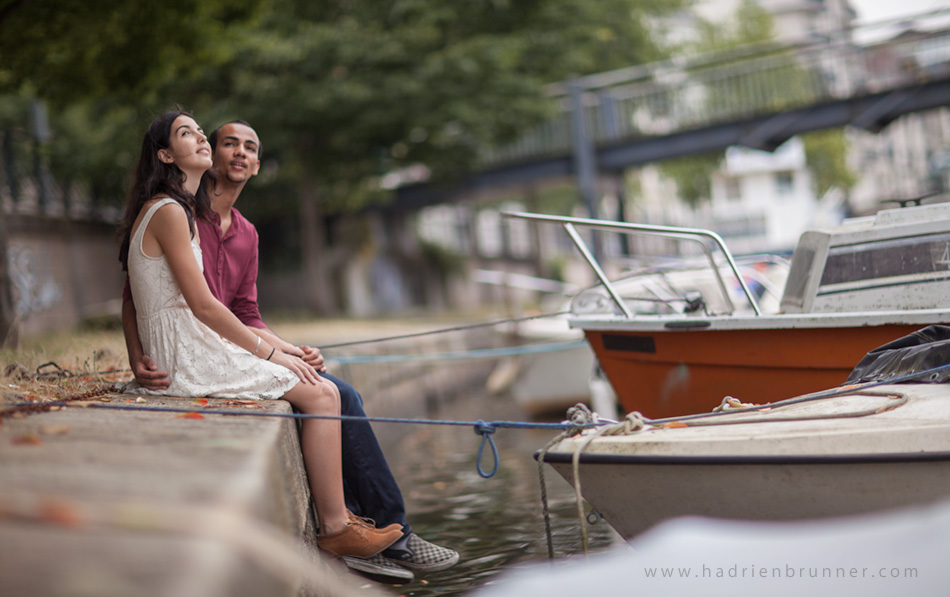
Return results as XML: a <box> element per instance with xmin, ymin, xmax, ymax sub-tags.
<box><xmin>299</xmin><ymin>345</ymin><xmax>327</xmax><ymax>372</ymax></box>
<box><xmin>133</xmin><ymin>354</ymin><xmax>170</xmax><ymax>390</ymax></box>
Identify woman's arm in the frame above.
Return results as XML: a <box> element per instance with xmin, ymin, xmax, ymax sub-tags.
<box><xmin>146</xmin><ymin>202</ymin><xmax>319</xmax><ymax>384</ymax></box>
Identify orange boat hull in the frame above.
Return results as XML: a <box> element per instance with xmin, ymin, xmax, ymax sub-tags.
<box><xmin>585</xmin><ymin>324</ymin><xmax>925</xmax><ymax>419</ymax></box>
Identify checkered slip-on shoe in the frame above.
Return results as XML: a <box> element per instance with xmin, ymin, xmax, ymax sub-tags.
<box><xmin>342</xmin><ymin>553</ymin><xmax>414</xmax><ymax>584</ymax></box>
<box><xmin>382</xmin><ymin>534</ymin><xmax>460</xmax><ymax>573</ymax></box>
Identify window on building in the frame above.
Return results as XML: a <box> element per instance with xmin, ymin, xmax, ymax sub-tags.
<box><xmin>725</xmin><ymin>176</ymin><xmax>741</xmax><ymax>201</ymax></box>
<box><xmin>715</xmin><ymin>215</ymin><xmax>767</xmax><ymax>239</ymax></box>
<box><xmin>505</xmin><ymin>218</ymin><xmax>532</xmax><ymax>258</ymax></box>
<box><xmin>775</xmin><ymin>172</ymin><xmax>794</xmax><ymax>196</ymax></box>
<box><xmin>476</xmin><ymin>210</ymin><xmax>503</xmax><ymax>257</ymax></box>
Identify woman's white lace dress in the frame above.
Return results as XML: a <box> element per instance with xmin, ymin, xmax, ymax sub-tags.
<box><xmin>125</xmin><ymin>198</ymin><xmax>298</xmax><ymax>399</ymax></box>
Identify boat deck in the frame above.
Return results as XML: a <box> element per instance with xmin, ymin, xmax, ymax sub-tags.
<box><xmin>550</xmin><ymin>383</ymin><xmax>950</xmax><ymax>458</ymax></box>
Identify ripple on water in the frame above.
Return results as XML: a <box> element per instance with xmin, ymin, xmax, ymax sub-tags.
<box><xmin>379</xmin><ymin>392</ymin><xmax>623</xmax><ymax>596</ymax></box>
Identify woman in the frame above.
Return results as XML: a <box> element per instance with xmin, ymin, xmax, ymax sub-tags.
<box><xmin>117</xmin><ymin>110</ymin><xmax>402</xmax><ymax>558</ymax></box>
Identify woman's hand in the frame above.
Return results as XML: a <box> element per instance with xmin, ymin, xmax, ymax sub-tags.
<box><xmin>270</xmin><ymin>350</ymin><xmax>320</xmax><ymax>384</ymax></box>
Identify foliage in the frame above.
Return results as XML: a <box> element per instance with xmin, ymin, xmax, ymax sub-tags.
<box><xmin>1</xmin><ymin>0</ymin><xmax>684</xmax><ymax>217</ymax></box>
<box><xmin>802</xmin><ymin>128</ymin><xmax>856</xmax><ymax>198</ymax></box>
<box><xmin>656</xmin><ymin>0</ymin><xmax>854</xmax><ymax>205</ymax></box>
<box><xmin>418</xmin><ymin>238</ymin><xmax>466</xmax><ymax>280</ymax></box>
<box><xmin>0</xmin><ymin>0</ymin><xmax>264</xmax><ymax>212</ymax></box>
<box><xmin>656</xmin><ymin>0</ymin><xmax>774</xmax><ymax>204</ymax></box>
<box><xmin>186</xmin><ymin>0</ymin><xmax>684</xmax><ymax>216</ymax></box>
<box><xmin>0</xmin><ymin>0</ymin><xmax>259</xmax><ymax>105</ymax></box>
<box><xmin>688</xmin><ymin>0</ymin><xmax>775</xmax><ymax>52</ymax></box>
<box><xmin>655</xmin><ymin>151</ymin><xmax>722</xmax><ymax>207</ymax></box>
<box><xmin>0</xmin><ymin>0</ymin><xmax>685</xmax><ymax>316</ymax></box>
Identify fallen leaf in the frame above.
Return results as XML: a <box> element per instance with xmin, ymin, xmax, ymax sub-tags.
<box><xmin>657</xmin><ymin>421</ymin><xmax>688</xmax><ymax>429</ymax></box>
<box><xmin>39</xmin><ymin>500</ymin><xmax>84</xmax><ymax>528</ymax></box>
<box><xmin>243</xmin><ymin>404</ymin><xmax>263</xmax><ymax>409</ymax></box>
<box><xmin>191</xmin><ymin>398</ymin><xmax>208</xmax><ymax>406</ymax></box>
<box><xmin>224</xmin><ymin>399</ymin><xmax>257</xmax><ymax>406</ymax></box>
<box><xmin>175</xmin><ymin>412</ymin><xmax>204</xmax><ymax>420</ymax></box>
<box><xmin>39</xmin><ymin>425</ymin><xmax>70</xmax><ymax>435</ymax></box>
<box><xmin>135</xmin><ymin>397</ymin><xmax>147</xmax><ymax>403</ymax></box>
<box><xmin>12</xmin><ymin>434</ymin><xmax>42</xmax><ymax>445</ymax></box>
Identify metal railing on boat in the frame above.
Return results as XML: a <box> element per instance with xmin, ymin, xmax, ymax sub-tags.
<box><xmin>502</xmin><ymin>212</ymin><xmax>762</xmax><ymax>317</ymax></box>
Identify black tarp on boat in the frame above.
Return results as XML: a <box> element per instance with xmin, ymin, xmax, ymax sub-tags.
<box><xmin>846</xmin><ymin>325</ymin><xmax>950</xmax><ymax>384</ymax></box>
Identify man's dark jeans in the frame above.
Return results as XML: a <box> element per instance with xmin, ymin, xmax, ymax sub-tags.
<box><xmin>322</xmin><ymin>372</ymin><xmax>411</xmax><ymax>535</ymax></box>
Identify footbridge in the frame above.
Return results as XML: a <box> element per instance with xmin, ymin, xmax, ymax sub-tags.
<box><xmin>392</xmin><ymin>9</ymin><xmax>950</xmax><ymax>211</ymax></box>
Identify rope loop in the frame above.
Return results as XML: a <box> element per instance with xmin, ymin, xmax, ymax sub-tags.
<box><xmin>35</xmin><ymin>362</ymin><xmax>73</xmax><ymax>380</ymax></box>
<box><xmin>473</xmin><ymin>420</ymin><xmax>499</xmax><ymax>478</ymax></box>
<box><xmin>712</xmin><ymin>396</ymin><xmax>755</xmax><ymax>412</ymax></box>
<box><xmin>566</xmin><ymin>403</ymin><xmax>595</xmax><ymax>426</ymax></box>
<box><xmin>600</xmin><ymin>411</ymin><xmax>647</xmax><ymax>437</ymax></box>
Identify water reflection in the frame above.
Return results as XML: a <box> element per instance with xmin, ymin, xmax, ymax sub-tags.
<box><xmin>380</xmin><ymin>390</ymin><xmax>623</xmax><ymax>596</ymax></box>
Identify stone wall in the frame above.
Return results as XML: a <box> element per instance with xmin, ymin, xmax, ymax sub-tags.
<box><xmin>5</xmin><ymin>215</ymin><xmax>124</xmax><ymax>337</ymax></box>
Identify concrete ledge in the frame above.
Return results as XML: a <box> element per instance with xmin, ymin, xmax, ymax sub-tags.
<box><xmin>0</xmin><ymin>395</ymin><xmax>380</xmax><ymax>597</ymax></box>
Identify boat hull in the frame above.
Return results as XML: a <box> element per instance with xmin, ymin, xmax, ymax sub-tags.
<box><xmin>541</xmin><ymin>384</ymin><xmax>950</xmax><ymax>540</ymax></box>
<box><xmin>544</xmin><ymin>453</ymin><xmax>950</xmax><ymax>540</ymax></box>
<box><xmin>584</xmin><ymin>324</ymin><xmax>925</xmax><ymax>418</ymax></box>
<box><xmin>511</xmin><ymin>344</ymin><xmax>595</xmax><ymax>416</ymax></box>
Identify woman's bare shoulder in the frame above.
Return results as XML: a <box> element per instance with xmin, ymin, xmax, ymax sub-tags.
<box><xmin>145</xmin><ymin>197</ymin><xmax>188</xmax><ymax>220</ymax></box>
<box><xmin>133</xmin><ymin>197</ymin><xmax>188</xmax><ymax>236</ymax></box>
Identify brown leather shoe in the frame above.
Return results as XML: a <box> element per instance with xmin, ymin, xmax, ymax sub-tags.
<box><xmin>318</xmin><ymin>520</ymin><xmax>404</xmax><ymax>558</ymax></box>
<box><xmin>347</xmin><ymin>510</ymin><xmax>404</xmax><ymax>535</ymax></box>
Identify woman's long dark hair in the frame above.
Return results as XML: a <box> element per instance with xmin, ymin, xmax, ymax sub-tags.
<box><xmin>117</xmin><ymin>110</ymin><xmax>211</xmax><ymax>270</ymax></box>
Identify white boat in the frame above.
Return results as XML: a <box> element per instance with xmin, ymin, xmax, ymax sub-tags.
<box><xmin>476</xmin><ymin>270</ymin><xmax>602</xmax><ymax>416</ymax></box>
<box><xmin>479</xmin><ymin>499</ymin><xmax>950</xmax><ymax>596</ymax></box>
<box><xmin>506</xmin><ymin>202</ymin><xmax>950</xmax><ymax>418</ymax></box>
<box><xmin>540</xmin><ymin>380</ymin><xmax>950</xmax><ymax>540</ymax></box>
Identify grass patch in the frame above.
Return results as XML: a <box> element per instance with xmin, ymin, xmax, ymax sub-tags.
<box><xmin>1</xmin><ymin>328</ymin><xmax>130</xmax><ymax>407</ymax></box>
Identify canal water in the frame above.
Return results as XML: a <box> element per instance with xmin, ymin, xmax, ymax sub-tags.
<box><xmin>374</xmin><ymin>387</ymin><xmax>624</xmax><ymax>596</ymax></box>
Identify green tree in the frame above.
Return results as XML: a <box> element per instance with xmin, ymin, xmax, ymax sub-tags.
<box><xmin>0</xmin><ymin>0</ymin><xmax>259</xmax><ymax>345</ymax></box>
<box><xmin>802</xmin><ymin>128</ymin><xmax>856</xmax><ymax>200</ymax></box>
<box><xmin>657</xmin><ymin>0</ymin><xmax>775</xmax><ymax>204</ymax></box>
<box><xmin>0</xmin><ymin>0</ymin><xmax>258</xmax><ymax>103</ymax></box>
<box><xmin>0</xmin><ymin>0</ymin><xmax>684</xmax><ymax>325</ymax></box>
<box><xmin>183</xmin><ymin>0</ymin><xmax>683</xmax><ymax>312</ymax></box>
<box><xmin>656</xmin><ymin>0</ymin><xmax>854</xmax><ymax>205</ymax></box>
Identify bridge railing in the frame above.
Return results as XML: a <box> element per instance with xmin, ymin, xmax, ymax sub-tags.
<box><xmin>479</xmin><ymin>9</ymin><xmax>950</xmax><ymax>168</ymax></box>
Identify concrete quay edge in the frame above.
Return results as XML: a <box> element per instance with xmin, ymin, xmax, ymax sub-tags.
<box><xmin>0</xmin><ymin>394</ymin><xmax>385</xmax><ymax>597</ymax></box>
<box><xmin>1</xmin><ymin>320</ymin><xmax>503</xmax><ymax>596</ymax></box>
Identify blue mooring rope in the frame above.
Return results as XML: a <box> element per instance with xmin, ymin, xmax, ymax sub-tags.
<box><xmin>11</xmin><ymin>400</ymin><xmax>601</xmax><ymax>479</ymax></box>
<box><xmin>328</xmin><ymin>340</ymin><xmax>587</xmax><ymax>364</ymax></box>
<box><xmin>473</xmin><ymin>420</ymin><xmax>499</xmax><ymax>478</ymax></box>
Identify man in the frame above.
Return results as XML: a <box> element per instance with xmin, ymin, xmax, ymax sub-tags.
<box><xmin>122</xmin><ymin>120</ymin><xmax>458</xmax><ymax>583</ymax></box>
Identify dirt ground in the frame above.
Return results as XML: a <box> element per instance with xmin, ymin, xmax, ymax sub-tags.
<box><xmin>1</xmin><ymin>313</ymin><xmax>491</xmax><ymax>408</ymax></box>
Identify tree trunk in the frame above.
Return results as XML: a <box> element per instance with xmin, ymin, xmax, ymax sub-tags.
<box><xmin>298</xmin><ymin>164</ymin><xmax>336</xmax><ymax>315</ymax></box>
<box><xmin>0</xmin><ymin>209</ymin><xmax>18</xmax><ymax>348</ymax></box>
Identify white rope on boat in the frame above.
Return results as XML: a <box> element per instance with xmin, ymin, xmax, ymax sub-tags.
<box><xmin>551</xmin><ymin>389</ymin><xmax>909</xmax><ymax>556</ymax></box>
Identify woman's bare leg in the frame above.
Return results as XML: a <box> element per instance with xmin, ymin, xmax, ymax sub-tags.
<box><xmin>282</xmin><ymin>377</ymin><xmax>348</xmax><ymax>535</ymax></box>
